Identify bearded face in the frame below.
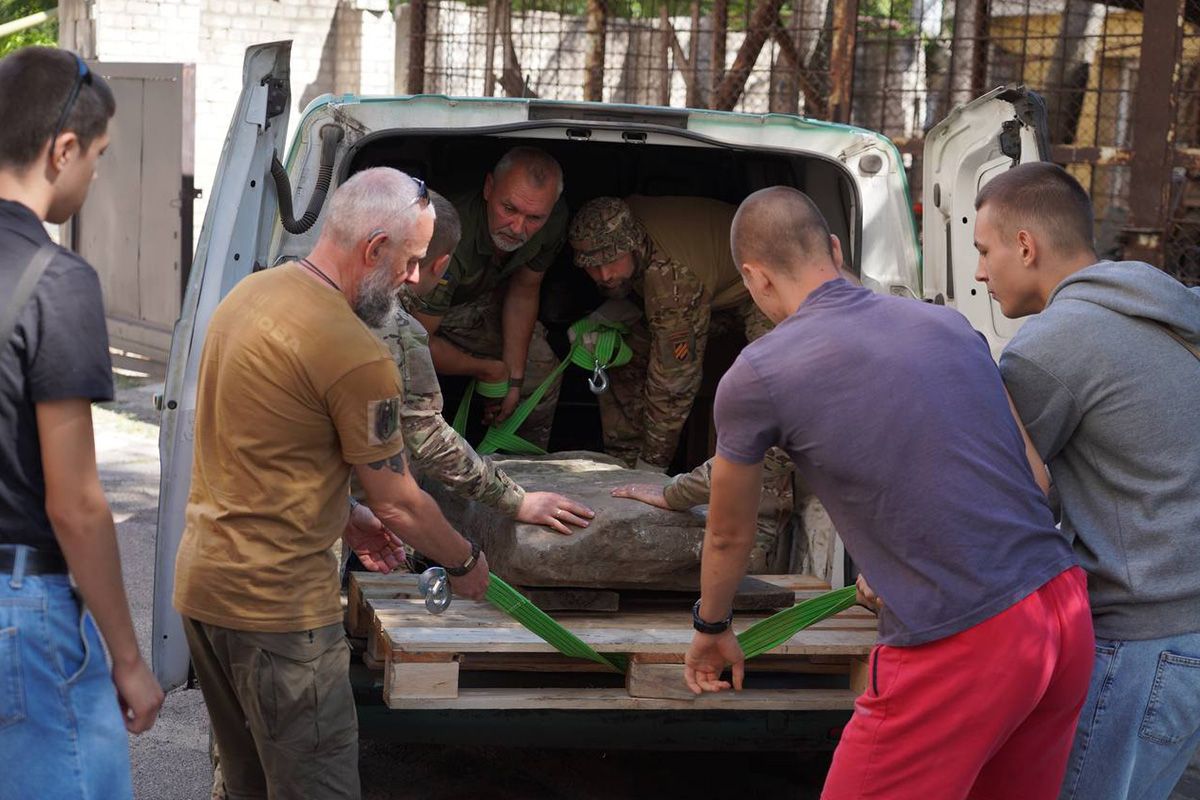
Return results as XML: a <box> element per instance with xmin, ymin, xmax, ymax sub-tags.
<box><xmin>352</xmin><ymin>258</ymin><xmax>401</xmax><ymax>327</ymax></box>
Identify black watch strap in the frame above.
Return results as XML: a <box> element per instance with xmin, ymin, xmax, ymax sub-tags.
<box><xmin>445</xmin><ymin>540</ymin><xmax>482</xmax><ymax>577</ymax></box>
<box><xmin>692</xmin><ymin>599</ymin><xmax>733</xmax><ymax>634</ymax></box>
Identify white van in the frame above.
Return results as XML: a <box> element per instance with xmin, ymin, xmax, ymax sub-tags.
<box><xmin>151</xmin><ymin>40</ymin><xmax>1048</xmax><ymax>693</ymax></box>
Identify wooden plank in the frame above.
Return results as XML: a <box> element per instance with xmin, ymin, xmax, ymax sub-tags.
<box><xmin>351</xmin><ymin>572</ymin><xmax>423</xmax><ymax>596</ymax></box>
<box><xmin>369</xmin><ymin>599</ymin><xmax>876</xmax><ymax>632</ymax></box>
<box><xmin>385</xmin><ymin>660</ymin><xmax>460</xmax><ymax>700</ymax></box>
<box><xmin>385</xmin><ymin>686</ymin><xmax>860</xmax><ymax>711</ymax></box>
<box><xmin>384</xmin><ymin>625</ymin><xmax>876</xmax><ymax>656</ymax></box>
<box><xmin>626</xmin><ymin>656</ymin><xmax>692</xmax><ymax>700</ymax></box>
<box><xmin>347</xmin><ymin>573</ymin><xmax>368</xmax><ymax>637</ymax></box>
<box><xmin>850</xmin><ymin>656</ymin><xmax>870</xmax><ymax>696</ymax></box>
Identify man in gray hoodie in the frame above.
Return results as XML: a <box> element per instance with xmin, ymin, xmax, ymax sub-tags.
<box><xmin>974</xmin><ymin>162</ymin><xmax>1200</xmax><ymax>800</ymax></box>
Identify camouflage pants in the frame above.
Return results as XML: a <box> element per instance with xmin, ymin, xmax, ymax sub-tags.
<box><xmin>436</xmin><ymin>288</ymin><xmax>561</xmax><ymax>450</ymax></box>
<box><xmin>599</xmin><ymin>297</ymin><xmax>774</xmax><ymax>467</ymax></box>
<box><xmin>625</xmin><ymin>299</ymin><xmax>795</xmax><ymax>571</ymax></box>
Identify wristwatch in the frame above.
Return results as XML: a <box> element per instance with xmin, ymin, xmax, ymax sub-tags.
<box><xmin>692</xmin><ymin>599</ymin><xmax>733</xmax><ymax>634</ymax></box>
<box><xmin>445</xmin><ymin>540</ymin><xmax>482</xmax><ymax>577</ymax></box>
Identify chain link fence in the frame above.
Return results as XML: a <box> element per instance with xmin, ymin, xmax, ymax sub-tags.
<box><xmin>399</xmin><ymin>0</ymin><xmax>1199</xmax><ymax>281</ymax></box>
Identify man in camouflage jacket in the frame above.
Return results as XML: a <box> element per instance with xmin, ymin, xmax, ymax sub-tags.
<box><xmin>568</xmin><ymin>196</ymin><xmax>773</xmax><ymax>472</ymax></box>
<box><xmin>373</xmin><ymin>190</ymin><xmax>593</xmax><ymax>533</ymax></box>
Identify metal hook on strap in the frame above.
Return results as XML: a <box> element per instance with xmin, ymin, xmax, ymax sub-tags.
<box><xmin>588</xmin><ymin>360</ymin><xmax>609</xmax><ymax>395</ymax></box>
<box><xmin>417</xmin><ymin>566</ymin><xmax>452</xmax><ymax>615</ymax></box>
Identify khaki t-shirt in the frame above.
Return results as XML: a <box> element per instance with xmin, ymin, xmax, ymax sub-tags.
<box><xmin>174</xmin><ymin>265</ymin><xmax>406</xmax><ymax>632</ymax></box>
<box><xmin>625</xmin><ymin>195</ymin><xmax>747</xmax><ymax>310</ymax></box>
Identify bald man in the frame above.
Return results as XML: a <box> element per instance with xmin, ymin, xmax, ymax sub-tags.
<box><xmin>683</xmin><ymin>187</ymin><xmax>1093</xmax><ymax>799</ymax></box>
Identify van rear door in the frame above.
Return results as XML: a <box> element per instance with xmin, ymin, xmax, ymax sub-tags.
<box><xmin>152</xmin><ymin>41</ymin><xmax>292</xmax><ymax>689</ymax></box>
<box><xmin>922</xmin><ymin>86</ymin><xmax>1049</xmax><ymax>357</ymax></box>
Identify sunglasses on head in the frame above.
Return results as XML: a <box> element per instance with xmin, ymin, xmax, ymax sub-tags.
<box><xmin>404</xmin><ymin>176</ymin><xmax>429</xmax><ymax>210</ymax></box>
<box><xmin>49</xmin><ymin>54</ymin><xmax>93</xmax><ymax>154</ymax></box>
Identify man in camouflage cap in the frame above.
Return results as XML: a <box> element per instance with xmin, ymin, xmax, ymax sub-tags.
<box><xmin>569</xmin><ymin>195</ymin><xmax>774</xmax><ymax>472</ymax></box>
<box><xmin>371</xmin><ymin>190</ymin><xmax>593</xmax><ymax>533</ymax></box>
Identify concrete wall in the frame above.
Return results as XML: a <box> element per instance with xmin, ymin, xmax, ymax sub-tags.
<box><xmin>59</xmin><ymin>0</ymin><xmax>393</xmax><ymax>237</ymax></box>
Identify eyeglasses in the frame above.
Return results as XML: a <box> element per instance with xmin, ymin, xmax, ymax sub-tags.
<box><xmin>403</xmin><ymin>176</ymin><xmax>429</xmax><ymax>210</ymax></box>
<box><xmin>49</xmin><ymin>54</ymin><xmax>93</xmax><ymax>153</ymax></box>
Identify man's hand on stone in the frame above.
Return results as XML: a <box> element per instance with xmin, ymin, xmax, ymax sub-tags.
<box><xmin>345</xmin><ymin>502</ymin><xmax>406</xmax><ymax>574</ymax></box>
<box><xmin>516</xmin><ymin>492</ymin><xmax>595</xmax><ymax>534</ymax></box>
<box><xmin>610</xmin><ymin>483</ymin><xmax>671</xmax><ymax>510</ymax></box>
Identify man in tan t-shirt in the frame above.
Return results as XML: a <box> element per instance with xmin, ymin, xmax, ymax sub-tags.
<box><xmin>174</xmin><ymin>168</ymin><xmax>488</xmax><ymax>800</ymax></box>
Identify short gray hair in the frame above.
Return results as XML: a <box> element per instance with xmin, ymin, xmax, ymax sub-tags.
<box><xmin>325</xmin><ymin>167</ymin><xmax>432</xmax><ymax>249</ymax></box>
<box><xmin>493</xmin><ymin>146</ymin><xmax>564</xmax><ymax>198</ymax></box>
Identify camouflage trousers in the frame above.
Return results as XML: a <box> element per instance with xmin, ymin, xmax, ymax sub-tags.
<box><xmin>599</xmin><ymin>297</ymin><xmax>773</xmax><ymax>468</ymax></box>
<box><xmin>602</xmin><ymin>298</ymin><xmax>795</xmax><ymax>570</ymax></box>
<box><xmin>436</xmin><ymin>288</ymin><xmax>561</xmax><ymax>450</ymax></box>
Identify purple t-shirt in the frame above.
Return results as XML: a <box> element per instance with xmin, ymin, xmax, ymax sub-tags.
<box><xmin>715</xmin><ymin>279</ymin><xmax>1075</xmax><ymax>646</ymax></box>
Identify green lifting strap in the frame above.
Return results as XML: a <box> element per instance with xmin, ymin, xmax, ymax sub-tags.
<box><xmin>483</xmin><ymin>573</ymin><xmax>858</xmax><ymax>675</ymax></box>
<box><xmin>486</xmin><ymin>573</ymin><xmax>628</xmax><ymax>673</ymax></box>
<box><xmin>475</xmin><ymin>379</ymin><xmax>511</xmax><ymax>399</ymax></box>
<box><xmin>452</xmin><ymin>318</ymin><xmax>634</xmax><ymax>456</ymax></box>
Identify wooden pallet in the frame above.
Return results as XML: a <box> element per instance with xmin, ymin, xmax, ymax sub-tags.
<box><xmin>347</xmin><ymin>572</ymin><xmax>877</xmax><ymax>711</ymax></box>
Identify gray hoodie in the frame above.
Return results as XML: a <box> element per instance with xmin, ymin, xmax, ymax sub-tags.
<box><xmin>999</xmin><ymin>260</ymin><xmax>1200</xmax><ymax>641</ymax></box>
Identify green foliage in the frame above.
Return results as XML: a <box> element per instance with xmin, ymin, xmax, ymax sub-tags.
<box><xmin>0</xmin><ymin>0</ymin><xmax>58</xmax><ymax>58</ymax></box>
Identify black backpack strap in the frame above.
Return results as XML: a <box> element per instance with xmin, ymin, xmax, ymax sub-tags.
<box><xmin>0</xmin><ymin>244</ymin><xmax>58</xmax><ymax>348</ymax></box>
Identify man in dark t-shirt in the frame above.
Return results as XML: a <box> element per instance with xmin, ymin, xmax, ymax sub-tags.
<box><xmin>0</xmin><ymin>46</ymin><xmax>161</xmax><ymax>798</ymax></box>
<box><xmin>683</xmin><ymin>187</ymin><xmax>1093</xmax><ymax>799</ymax></box>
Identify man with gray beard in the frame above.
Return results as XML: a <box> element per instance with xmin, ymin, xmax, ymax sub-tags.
<box><xmin>174</xmin><ymin>168</ymin><xmax>490</xmax><ymax>800</ymax></box>
<box><xmin>403</xmin><ymin>147</ymin><xmax>567</xmax><ymax>449</ymax></box>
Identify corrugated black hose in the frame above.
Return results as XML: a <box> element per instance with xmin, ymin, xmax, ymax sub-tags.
<box><xmin>272</xmin><ymin>124</ymin><xmax>345</xmax><ymax>235</ymax></box>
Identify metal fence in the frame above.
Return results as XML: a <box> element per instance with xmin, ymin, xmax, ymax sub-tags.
<box><xmin>400</xmin><ymin>0</ymin><xmax>1200</xmax><ymax>283</ymax></box>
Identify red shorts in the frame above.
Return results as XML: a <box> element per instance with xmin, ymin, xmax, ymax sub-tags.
<box><xmin>822</xmin><ymin>567</ymin><xmax>1094</xmax><ymax>800</ymax></box>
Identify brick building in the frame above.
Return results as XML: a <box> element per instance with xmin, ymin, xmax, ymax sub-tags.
<box><xmin>58</xmin><ymin>0</ymin><xmax>396</xmax><ymax>231</ymax></box>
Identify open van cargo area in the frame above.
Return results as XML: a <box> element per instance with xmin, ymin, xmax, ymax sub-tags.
<box><xmin>337</xmin><ymin>129</ymin><xmax>863</xmax><ymax>466</ymax></box>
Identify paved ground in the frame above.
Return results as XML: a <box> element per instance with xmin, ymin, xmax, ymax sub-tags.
<box><xmin>97</xmin><ymin>376</ymin><xmax>1200</xmax><ymax>800</ymax></box>
<box><xmin>99</xmin><ymin>378</ymin><xmax>833</xmax><ymax>799</ymax></box>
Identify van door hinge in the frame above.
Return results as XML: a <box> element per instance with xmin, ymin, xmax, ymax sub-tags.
<box><xmin>263</xmin><ymin>76</ymin><xmax>288</xmax><ymax>120</ymax></box>
<box><xmin>999</xmin><ymin>119</ymin><xmax>1022</xmax><ymax>163</ymax></box>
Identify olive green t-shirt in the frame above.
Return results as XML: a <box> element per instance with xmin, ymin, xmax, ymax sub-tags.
<box><xmin>411</xmin><ymin>189</ymin><xmax>568</xmax><ymax>316</ymax></box>
<box><xmin>174</xmin><ymin>264</ymin><xmax>406</xmax><ymax>633</ymax></box>
<box><xmin>626</xmin><ymin>195</ymin><xmax>746</xmax><ymax>311</ymax></box>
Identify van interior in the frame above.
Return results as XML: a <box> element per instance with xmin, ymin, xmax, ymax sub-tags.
<box><xmin>340</xmin><ymin>131</ymin><xmax>862</xmax><ymax>472</ymax></box>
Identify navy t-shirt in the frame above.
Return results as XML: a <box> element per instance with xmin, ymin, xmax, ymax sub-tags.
<box><xmin>0</xmin><ymin>199</ymin><xmax>114</xmax><ymax>555</ymax></box>
<box><xmin>715</xmin><ymin>279</ymin><xmax>1075</xmax><ymax>646</ymax></box>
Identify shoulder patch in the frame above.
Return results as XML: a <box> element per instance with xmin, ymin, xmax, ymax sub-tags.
<box><xmin>368</xmin><ymin>396</ymin><xmax>402</xmax><ymax>446</ymax></box>
<box><xmin>665</xmin><ymin>330</ymin><xmax>695</xmax><ymax>363</ymax></box>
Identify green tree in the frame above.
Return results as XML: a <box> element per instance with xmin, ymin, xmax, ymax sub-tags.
<box><xmin>0</xmin><ymin>0</ymin><xmax>58</xmax><ymax>58</ymax></box>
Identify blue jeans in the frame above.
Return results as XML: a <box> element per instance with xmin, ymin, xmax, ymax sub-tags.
<box><xmin>1060</xmin><ymin>631</ymin><xmax>1200</xmax><ymax>800</ymax></box>
<box><xmin>0</xmin><ymin>554</ymin><xmax>133</xmax><ymax>800</ymax></box>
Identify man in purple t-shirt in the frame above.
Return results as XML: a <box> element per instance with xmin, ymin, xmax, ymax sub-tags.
<box><xmin>684</xmin><ymin>187</ymin><xmax>1094</xmax><ymax>799</ymax></box>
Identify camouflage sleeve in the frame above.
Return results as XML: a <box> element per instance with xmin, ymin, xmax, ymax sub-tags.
<box><xmin>402</xmin><ymin>412</ymin><xmax>526</xmax><ymax>516</ymax></box>
<box><xmin>639</xmin><ymin>254</ymin><xmax>711</xmax><ymax>468</ymax></box>
<box><xmin>662</xmin><ymin>447</ymin><xmax>794</xmax><ymax>512</ymax></box>
<box><xmin>662</xmin><ymin>457</ymin><xmax>713</xmax><ymax>510</ymax></box>
<box><xmin>379</xmin><ymin>310</ymin><xmax>526</xmax><ymax>516</ymax></box>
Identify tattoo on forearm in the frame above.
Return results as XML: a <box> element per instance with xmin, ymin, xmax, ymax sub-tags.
<box><xmin>367</xmin><ymin>452</ymin><xmax>408</xmax><ymax>474</ymax></box>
